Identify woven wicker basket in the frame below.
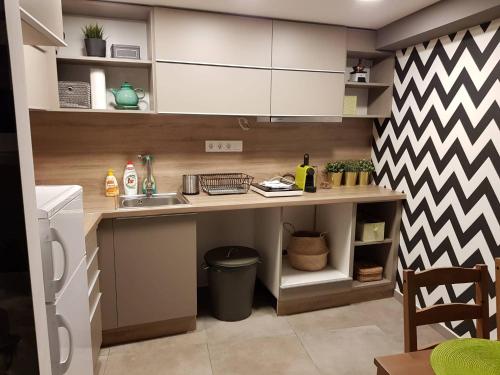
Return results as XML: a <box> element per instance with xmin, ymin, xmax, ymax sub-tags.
<box><xmin>288</xmin><ymin>231</ymin><xmax>329</xmax><ymax>255</ymax></box>
<box><xmin>354</xmin><ymin>262</ymin><xmax>383</xmax><ymax>282</ymax></box>
<box><xmin>58</xmin><ymin>81</ymin><xmax>91</xmax><ymax>109</ymax></box>
<box><xmin>287</xmin><ymin>252</ymin><xmax>328</xmax><ymax>272</ymax></box>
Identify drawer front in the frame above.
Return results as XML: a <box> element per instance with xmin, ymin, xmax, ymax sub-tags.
<box><xmin>87</xmin><ymin>247</ymin><xmax>100</xmax><ymax>288</ymax></box>
<box><xmin>156</xmin><ymin>62</ymin><xmax>271</xmax><ymax>115</ymax></box>
<box><xmin>90</xmin><ymin>296</ymin><xmax>103</xmax><ymax>368</ymax></box>
<box><xmin>272</xmin><ymin>20</ymin><xmax>346</xmax><ymax>72</ymax></box>
<box><xmin>89</xmin><ymin>272</ymin><xmax>101</xmax><ymax>312</ymax></box>
<box><xmin>154</xmin><ymin>7</ymin><xmax>272</xmax><ymax>67</ymax></box>
<box><xmin>271</xmin><ymin>70</ymin><xmax>344</xmax><ymax>116</ymax></box>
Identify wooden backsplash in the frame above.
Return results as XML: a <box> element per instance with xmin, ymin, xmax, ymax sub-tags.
<box><xmin>30</xmin><ymin>111</ymin><xmax>373</xmax><ymax>209</ymax></box>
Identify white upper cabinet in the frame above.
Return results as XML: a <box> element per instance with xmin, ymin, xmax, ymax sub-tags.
<box><xmin>156</xmin><ymin>62</ymin><xmax>271</xmax><ymax>115</ymax></box>
<box><xmin>272</xmin><ymin>20</ymin><xmax>346</xmax><ymax>72</ymax></box>
<box><xmin>271</xmin><ymin>70</ymin><xmax>344</xmax><ymax>117</ymax></box>
<box><xmin>153</xmin><ymin>8</ymin><xmax>272</xmax><ymax>67</ymax></box>
<box><xmin>20</xmin><ymin>0</ymin><xmax>65</xmax><ymax>46</ymax></box>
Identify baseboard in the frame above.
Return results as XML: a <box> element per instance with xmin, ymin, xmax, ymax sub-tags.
<box><xmin>393</xmin><ymin>290</ymin><xmax>458</xmax><ymax>340</ymax></box>
<box><xmin>102</xmin><ymin>316</ymin><xmax>197</xmax><ymax>346</ymax></box>
<box><xmin>277</xmin><ymin>283</ymin><xmax>394</xmax><ymax>315</ymax></box>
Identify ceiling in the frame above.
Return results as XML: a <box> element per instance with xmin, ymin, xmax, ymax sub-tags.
<box><xmin>103</xmin><ymin>0</ymin><xmax>441</xmax><ymax>29</ymax></box>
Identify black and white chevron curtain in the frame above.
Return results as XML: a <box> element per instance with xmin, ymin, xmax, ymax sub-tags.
<box><xmin>372</xmin><ymin>19</ymin><xmax>500</xmax><ymax>338</ymax></box>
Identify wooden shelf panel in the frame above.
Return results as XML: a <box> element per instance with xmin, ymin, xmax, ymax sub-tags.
<box><xmin>342</xmin><ymin>114</ymin><xmax>390</xmax><ymax>119</ymax></box>
<box><xmin>352</xmin><ymin>278</ymin><xmax>392</xmax><ymax>289</ymax></box>
<box><xmin>354</xmin><ymin>238</ymin><xmax>393</xmax><ymax>247</ymax></box>
<box><xmin>57</xmin><ymin>56</ymin><xmax>153</xmax><ymax>68</ymax></box>
<box><xmin>55</xmin><ymin>108</ymin><xmax>155</xmax><ymax>114</ymax></box>
<box><xmin>345</xmin><ymin>82</ymin><xmax>392</xmax><ymax>89</ymax></box>
<box><xmin>347</xmin><ymin>50</ymin><xmax>394</xmax><ymax>59</ymax></box>
<box><xmin>281</xmin><ymin>257</ymin><xmax>351</xmax><ymax>289</ymax></box>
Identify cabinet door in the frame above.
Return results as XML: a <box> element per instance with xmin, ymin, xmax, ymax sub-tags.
<box><xmin>271</xmin><ymin>70</ymin><xmax>344</xmax><ymax>116</ymax></box>
<box><xmin>156</xmin><ymin>62</ymin><xmax>271</xmax><ymax>115</ymax></box>
<box><xmin>23</xmin><ymin>45</ymin><xmax>59</xmax><ymax>110</ymax></box>
<box><xmin>272</xmin><ymin>20</ymin><xmax>346</xmax><ymax>72</ymax></box>
<box><xmin>154</xmin><ymin>8</ymin><xmax>272</xmax><ymax>67</ymax></box>
<box><xmin>20</xmin><ymin>0</ymin><xmax>65</xmax><ymax>46</ymax></box>
<box><xmin>113</xmin><ymin>215</ymin><xmax>197</xmax><ymax>328</ymax></box>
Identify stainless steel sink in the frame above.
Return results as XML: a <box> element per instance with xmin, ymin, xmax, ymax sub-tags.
<box><xmin>118</xmin><ymin>193</ymin><xmax>190</xmax><ymax>209</ymax></box>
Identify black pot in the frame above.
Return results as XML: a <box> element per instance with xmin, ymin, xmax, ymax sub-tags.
<box><xmin>84</xmin><ymin>38</ymin><xmax>106</xmax><ymax>57</ymax></box>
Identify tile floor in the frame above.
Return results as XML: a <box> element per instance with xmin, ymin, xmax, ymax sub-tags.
<box><xmin>96</xmin><ymin>291</ymin><xmax>447</xmax><ymax>375</ymax></box>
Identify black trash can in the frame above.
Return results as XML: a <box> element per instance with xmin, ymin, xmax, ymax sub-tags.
<box><xmin>204</xmin><ymin>246</ymin><xmax>260</xmax><ymax>321</ymax></box>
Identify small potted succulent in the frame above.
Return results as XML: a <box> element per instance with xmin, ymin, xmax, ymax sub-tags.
<box><xmin>358</xmin><ymin>159</ymin><xmax>375</xmax><ymax>186</ymax></box>
<box><xmin>325</xmin><ymin>161</ymin><xmax>345</xmax><ymax>187</ymax></box>
<box><xmin>344</xmin><ymin>160</ymin><xmax>360</xmax><ymax>186</ymax></box>
<box><xmin>82</xmin><ymin>23</ymin><xmax>106</xmax><ymax>57</ymax></box>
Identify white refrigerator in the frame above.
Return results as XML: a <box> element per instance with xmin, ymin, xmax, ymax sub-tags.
<box><xmin>36</xmin><ymin>185</ymin><xmax>93</xmax><ymax>375</ymax></box>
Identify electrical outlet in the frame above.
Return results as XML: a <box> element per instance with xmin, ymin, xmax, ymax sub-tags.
<box><xmin>205</xmin><ymin>140</ymin><xmax>243</xmax><ymax>152</ymax></box>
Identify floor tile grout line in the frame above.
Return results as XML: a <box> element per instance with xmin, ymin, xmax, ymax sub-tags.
<box><xmin>292</xmin><ymin>329</ymin><xmax>324</xmax><ymax>375</ymax></box>
<box><xmin>206</xmin><ymin>342</ymin><xmax>216</xmax><ymax>375</ymax></box>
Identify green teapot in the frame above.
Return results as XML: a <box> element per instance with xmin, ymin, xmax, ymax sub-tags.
<box><xmin>110</xmin><ymin>82</ymin><xmax>145</xmax><ymax>109</ymax></box>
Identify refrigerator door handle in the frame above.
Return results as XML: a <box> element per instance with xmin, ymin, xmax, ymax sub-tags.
<box><xmin>55</xmin><ymin>314</ymin><xmax>73</xmax><ymax>374</ymax></box>
<box><xmin>50</xmin><ymin>227</ymin><xmax>70</xmax><ymax>292</ymax></box>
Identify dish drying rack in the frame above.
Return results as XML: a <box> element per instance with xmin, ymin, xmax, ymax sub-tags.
<box><xmin>199</xmin><ymin>173</ymin><xmax>254</xmax><ymax>195</ymax></box>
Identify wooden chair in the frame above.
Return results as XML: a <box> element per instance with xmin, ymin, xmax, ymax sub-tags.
<box><xmin>403</xmin><ymin>264</ymin><xmax>489</xmax><ymax>352</ymax></box>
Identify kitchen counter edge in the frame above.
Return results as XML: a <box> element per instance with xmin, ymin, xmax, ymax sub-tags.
<box><xmin>83</xmin><ymin>186</ymin><xmax>406</xmax><ymax>238</ymax></box>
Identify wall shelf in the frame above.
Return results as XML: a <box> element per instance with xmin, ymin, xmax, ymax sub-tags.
<box><xmin>281</xmin><ymin>257</ymin><xmax>351</xmax><ymax>289</ymax></box>
<box><xmin>54</xmin><ymin>108</ymin><xmax>155</xmax><ymax>114</ymax></box>
<box><xmin>342</xmin><ymin>114</ymin><xmax>390</xmax><ymax>119</ymax></box>
<box><xmin>354</xmin><ymin>238</ymin><xmax>392</xmax><ymax>247</ymax></box>
<box><xmin>57</xmin><ymin>56</ymin><xmax>153</xmax><ymax>68</ymax></box>
<box><xmin>345</xmin><ymin>82</ymin><xmax>392</xmax><ymax>89</ymax></box>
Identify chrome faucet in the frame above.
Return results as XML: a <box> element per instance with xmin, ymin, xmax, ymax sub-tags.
<box><xmin>138</xmin><ymin>154</ymin><xmax>154</xmax><ymax>197</ymax></box>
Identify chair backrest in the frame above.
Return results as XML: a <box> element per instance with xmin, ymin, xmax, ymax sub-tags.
<box><xmin>496</xmin><ymin>258</ymin><xmax>500</xmax><ymax>340</ymax></box>
<box><xmin>403</xmin><ymin>264</ymin><xmax>489</xmax><ymax>352</ymax></box>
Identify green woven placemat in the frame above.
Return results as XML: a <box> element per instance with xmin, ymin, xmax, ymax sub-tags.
<box><xmin>431</xmin><ymin>338</ymin><xmax>500</xmax><ymax>375</ymax></box>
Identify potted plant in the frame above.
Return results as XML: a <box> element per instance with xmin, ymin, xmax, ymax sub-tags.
<box><xmin>82</xmin><ymin>23</ymin><xmax>106</xmax><ymax>57</ymax></box>
<box><xmin>358</xmin><ymin>159</ymin><xmax>375</xmax><ymax>186</ymax></box>
<box><xmin>344</xmin><ymin>160</ymin><xmax>360</xmax><ymax>186</ymax></box>
<box><xmin>325</xmin><ymin>161</ymin><xmax>344</xmax><ymax>187</ymax></box>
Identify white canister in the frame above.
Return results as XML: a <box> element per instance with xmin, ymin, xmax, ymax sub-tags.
<box><xmin>90</xmin><ymin>68</ymin><xmax>107</xmax><ymax>109</ymax></box>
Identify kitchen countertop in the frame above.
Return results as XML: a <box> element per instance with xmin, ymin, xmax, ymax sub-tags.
<box><xmin>83</xmin><ymin>185</ymin><xmax>405</xmax><ymax>237</ymax></box>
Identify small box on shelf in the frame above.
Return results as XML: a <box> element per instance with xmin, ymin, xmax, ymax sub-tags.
<box><xmin>356</xmin><ymin>221</ymin><xmax>385</xmax><ymax>242</ymax></box>
<box><xmin>343</xmin><ymin>96</ymin><xmax>357</xmax><ymax>116</ymax></box>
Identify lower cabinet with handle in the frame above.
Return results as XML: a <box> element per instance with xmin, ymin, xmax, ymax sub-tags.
<box><xmin>98</xmin><ymin>214</ymin><xmax>197</xmax><ymax>345</ymax></box>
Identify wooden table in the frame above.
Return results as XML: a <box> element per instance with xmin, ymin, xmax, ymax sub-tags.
<box><xmin>374</xmin><ymin>349</ymin><xmax>435</xmax><ymax>375</ymax></box>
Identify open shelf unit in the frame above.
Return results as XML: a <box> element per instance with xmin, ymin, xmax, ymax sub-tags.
<box><xmin>352</xmin><ymin>201</ymin><xmax>401</xmax><ymax>285</ymax></box>
<box><xmin>190</xmin><ymin>198</ymin><xmax>402</xmax><ymax>315</ymax></box>
<box><xmin>343</xmin><ymin>50</ymin><xmax>395</xmax><ymax>119</ymax></box>
<box><xmin>56</xmin><ymin>0</ymin><xmax>156</xmax><ymax>112</ymax></box>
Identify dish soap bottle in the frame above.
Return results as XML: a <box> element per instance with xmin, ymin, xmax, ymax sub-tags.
<box><xmin>123</xmin><ymin>161</ymin><xmax>138</xmax><ymax>196</ymax></box>
<box><xmin>105</xmin><ymin>169</ymin><xmax>119</xmax><ymax>197</ymax></box>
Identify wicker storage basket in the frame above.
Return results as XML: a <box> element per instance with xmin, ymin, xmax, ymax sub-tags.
<box><xmin>354</xmin><ymin>262</ymin><xmax>383</xmax><ymax>282</ymax></box>
<box><xmin>287</xmin><ymin>252</ymin><xmax>328</xmax><ymax>272</ymax></box>
<box><xmin>288</xmin><ymin>231</ymin><xmax>329</xmax><ymax>255</ymax></box>
<box><xmin>58</xmin><ymin>81</ymin><xmax>91</xmax><ymax>109</ymax></box>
